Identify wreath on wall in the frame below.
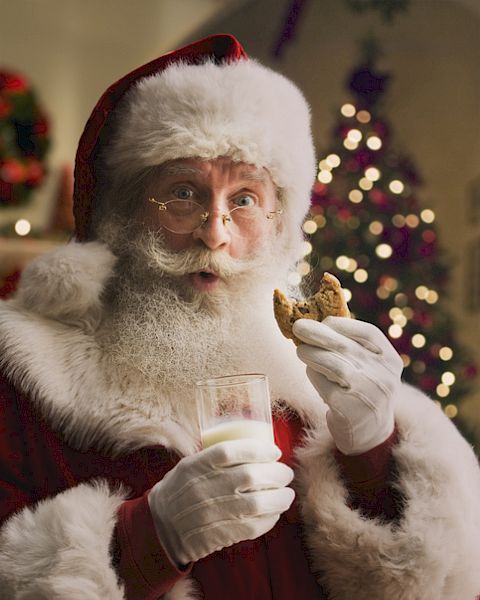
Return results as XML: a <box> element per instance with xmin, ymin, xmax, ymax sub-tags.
<box><xmin>0</xmin><ymin>70</ymin><xmax>50</xmax><ymax>206</ymax></box>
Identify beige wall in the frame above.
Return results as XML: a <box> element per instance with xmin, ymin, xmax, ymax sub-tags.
<box><xmin>0</xmin><ymin>0</ymin><xmax>243</xmax><ymax>228</ymax></box>
<box><xmin>191</xmin><ymin>0</ymin><xmax>480</xmax><ymax>424</ymax></box>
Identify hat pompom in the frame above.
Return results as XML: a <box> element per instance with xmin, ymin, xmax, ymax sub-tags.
<box><xmin>14</xmin><ymin>242</ymin><xmax>116</xmax><ymax>331</ymax></box>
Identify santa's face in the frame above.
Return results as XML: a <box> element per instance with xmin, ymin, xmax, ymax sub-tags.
<box><xmin>141</xmin><ymin>157</ymin><xmax>281</xmax><ymax>293</ymax></box>
<box><xmin>96</xmin><ymin>156</ymin><xmax>300</xmax><ymax>425</ymax></box>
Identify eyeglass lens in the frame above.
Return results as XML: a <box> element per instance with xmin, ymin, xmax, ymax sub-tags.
<box><xmin>153</xmin><ymin>199</ymin><xmax>268</xmax><ymax>236</ymax></box>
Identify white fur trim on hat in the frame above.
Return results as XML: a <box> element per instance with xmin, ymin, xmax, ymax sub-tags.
<box><xmin>107</xmin><ymin>59</ymin><xmax>316</xmax><ymax>247</ymax></box>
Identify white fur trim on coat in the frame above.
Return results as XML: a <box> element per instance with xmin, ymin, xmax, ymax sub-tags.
<box><xmin>0</xmin><ymin>482</ymin><xmax>125</xmax><ymax>599</ymax></box>
<box><xmin>296</xmin><ymin>384</ymin><xmax>480</xmax><ymax>600</ymax></box>
<box><xmin>107</xmin><ymin>59</ymin><xmax>316</xmax><ymax>254</ymax></box>
<box><xmin>0</xmin><ymin>482</ymin><xmax>199</xmax><ymax>600</ymax></box>
<box><xmin>14</xmin><ymin>241</ymin><xmax>116</xmax><ymax>333</ymax></box>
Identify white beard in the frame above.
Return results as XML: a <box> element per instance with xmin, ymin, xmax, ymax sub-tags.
<box><xmin>95</xmin><ymin>227</ymin><xmax>312</xmax><ymax>430</ymax></box>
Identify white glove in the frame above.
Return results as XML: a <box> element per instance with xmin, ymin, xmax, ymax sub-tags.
<box><xmin>293</xmin><ymin>316</ymin><xmax>403</xmax><ymax>456</ymax></box>
<box><xmin>148</xmin><ymin>439</ymin><xmax>295</xmax><ymax>566</ymax></box>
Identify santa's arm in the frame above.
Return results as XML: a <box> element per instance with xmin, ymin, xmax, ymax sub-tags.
<box><xmin>334</xmin><ymin>427</ymin><xmax>404</xmax><ymax>522</ymax></box>
<box><xmin>296</xmin><ymin>383</ymin><xmax>480</xmax><ymax>600</ymax></box>
<box><xmin>0</xmin><ymin>378</ymin><xmax>189</xmax><ymax>600</ymax></box>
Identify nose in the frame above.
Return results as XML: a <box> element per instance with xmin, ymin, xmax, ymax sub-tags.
<box><xmin>192</xmin><ymin>206</ymin><xmax>231</xmax><ymax>250</ymax></box>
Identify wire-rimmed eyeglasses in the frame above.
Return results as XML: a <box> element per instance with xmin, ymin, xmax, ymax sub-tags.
<box><xmin>148</xmin><ymin>197</ymin><xmax>283</xmax><ymax>236</ymax></box>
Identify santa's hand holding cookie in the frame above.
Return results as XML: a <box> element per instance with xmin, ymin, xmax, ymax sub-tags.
<box><xmin>293</xmin><ymin>317</ymin><xmax>403</xmax><ymax>455</ymax></box>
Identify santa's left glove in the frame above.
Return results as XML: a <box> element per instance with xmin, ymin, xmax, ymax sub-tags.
<box><xmin>293</xmin><ymin>316</ymin><xmax>403</xmax><ymax>455</ymax></box>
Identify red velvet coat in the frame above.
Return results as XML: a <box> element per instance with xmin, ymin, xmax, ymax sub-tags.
<box><xmin>0</xmin><ymin>372</ymin><xmax>399</xmax><ymax>599</ymax></box>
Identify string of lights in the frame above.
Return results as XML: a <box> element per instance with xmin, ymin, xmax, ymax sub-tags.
<box><xmin>301</xmin><ymin>91</ymin><xmax>477</xmax><ymax>432</ymax></box>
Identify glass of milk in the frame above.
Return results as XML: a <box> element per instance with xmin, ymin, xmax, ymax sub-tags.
<box><xmin>196</xmin><ymin>373</ymin><xmax>274</xmax><ymax>449</ymax></box>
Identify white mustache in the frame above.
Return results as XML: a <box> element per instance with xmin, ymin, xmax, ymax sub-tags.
<box><xmin>132</xmin><ymin>231</ymin><xmax>261</xmax><ymax>279</ymax></box>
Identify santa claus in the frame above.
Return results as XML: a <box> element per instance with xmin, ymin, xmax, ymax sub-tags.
<box><xmin>0</xmin><ymin>34</ymin><xmax>479</xmax><ymax>600</ymax></box>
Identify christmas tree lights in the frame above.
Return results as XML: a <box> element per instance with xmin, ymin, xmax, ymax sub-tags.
<box><xmin>302</xmin><ymin>51</ymin><xmax>478</xmax><ymax>445</ymax></box>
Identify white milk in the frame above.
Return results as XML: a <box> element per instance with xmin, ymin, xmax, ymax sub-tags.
<box><xmin>201</xmin><ymin>419</ymin><xmax>273</xmax><ymax>448</ymax></box>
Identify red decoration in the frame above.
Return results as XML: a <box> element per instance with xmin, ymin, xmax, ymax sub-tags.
<box><xmin>0</xmin><ymin>270</ymin><xmax>20</xmax><ymax>299</ymax></box>
<box><xmin>0</xmin><ymin>69</ymin><xmax>50</xmax><ymax>206</ymax></box>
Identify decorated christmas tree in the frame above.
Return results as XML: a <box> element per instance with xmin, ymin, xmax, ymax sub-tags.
<box><xmin>302</xmin><ymin>46</ymin><xmax>478</xmax><ymax>447</ymax></box>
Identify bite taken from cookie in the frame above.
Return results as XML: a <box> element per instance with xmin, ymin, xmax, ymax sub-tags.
<box><xmin>273</xmin><ymin>272</ymin><xmax>351</xmax><ymax>345</ymax></box>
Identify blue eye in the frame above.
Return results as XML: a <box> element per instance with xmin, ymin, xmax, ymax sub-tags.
<box><xmin>173</xmin><ymin>186</ymin><xmax>193</xmax><ymax>200</ymax></box>
<box><xmin>235</xmin><ymin>194</ymin><xmax>255</xmax><ymax>208</ymax></box>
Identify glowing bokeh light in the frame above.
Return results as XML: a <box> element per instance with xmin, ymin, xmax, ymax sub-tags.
<box><xmin>365</xmin><ymin>167</ymin><xmax>381</xmax><ymax>181</ymax></box>
<box><xmin>359</xmin><ymin>177</ymin><xmax>373</xmax><ymax>190</ymax></box>
<box><xmin>369</xmin><ymin>221</ymin><xmax>383</xmax><ymax>235</ymax></box>
<box><xmin>439</xmin><ymin>346</ymin><xmax>453</xmax><ymax>361</ymax></box>
<box><xmin>412</xmin><ymin>334</ymin><xmax>426</xmax><ymax>348</ymax></box>
<box><xmin>303</xmin><ymin>241</ymin><xmax>313</xmax><ymax>256</ymax></box>
<box><xmin>444</xmin><ymin>404</ymin><xmax>458</xmax><ymax>417</ymax></box>
<box><xmin>415</xmin><ymin>285</ymin><xmax>429</xmax><ymax>300</ymax></box>
<box><xmin>344</xmin><ymin>138</ymin><xmax>359</xmax><ymax>150</ymax></box>
<box><xmin>425</xmin><ymin>290</ymin><xmax>439</xmax><ymax>304</ymax></box>
<box><xmin>319</xmin><ymin>160</ymin><xmax>332</xmax><ymax>171</ymax></box>
<box><xmin>347</xmin><ymin>129</ymin><xmax>362</xmax><ymax>143</ymax></box>
<box><xmin>436</xmin><ymin>384</ymin><xmax>450</xmax><ymax>398</ymax></box>
<box><xmin>366</xmin><ymin>136</ymin><xmax>382</xmax><ymax>150</ymax></box>
<box><xmin>420</xmin><ymin>209</ymin><xmax>435</xmax><ymax>223</ymax></box>
<box><xmin>354</xmin><ymin>269</ymin><xmax>368</xmax><ymax>283</ymax></box>
<box><xmin>356</xmin><ymin>110</ymin><xmax>371</xmax><ymax>123</ymax></box>
<box><xmin>326</xmin><ymin>154</ymin><xmax>341</xmax><ymax>168</ymax></box>
<box><xmin>297</xmin><ymin>261</ymin><xmax>311</xmax><ymax>276</ymax></box>
<box><xmin>376</xmin><ymin>243</ymin><xmax>393</xmax><ymax>259</ymax></box>
<box><xmin>388</xmin><ymin>324</ymin><xmax>403</xmax><ymax>339</ymax></box>
<box><xmin>336</xmin><ymin>255</ymin><xmax>350</xmax><ymax>270</ymax></box>
<box><xmin>405</xmin><ymin>214</ymin><xmax>420</xmax><ymax>228</ymax></box>
<box><xmin>441</xmin><ymin>371</ymin><xmax>456</xmax><ymax>386</ymax></box>
<box><xmin>392</xmin><ymin>214</ymin><xmax>405</xmax><ymax>227</ymax></box>
<box><xmin>318</xmin><ymin>170</ymin><xmax>333</xmax><ymax>184</ymax></box>
<box><xmin>341</xmin><ymin>103</ymin><xmax>356</xmax><ymax>117</ymax></box>
<box><xmin>15</xmin><ymin>219</ymin><xmax>31</xmax><ymax>236</ymax></box>
<box><xmin>389</xmin><ymin>180</ymin><xmax>404</xmax><ymax>194</ymax></box>
<box><xmin>349</xmin><ymin>189</ymin><xmax>363</xmax><ymax>203</ymax></box>
<box><xmin>303</xmin><ymin>220</ymin><xmax>318</xmax><ymax>234</ymax></box>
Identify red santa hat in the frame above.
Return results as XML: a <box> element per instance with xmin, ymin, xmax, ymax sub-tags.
<box><xmin>73</xmin><ymin>33</ymin><xmax>316</xmax><ymax>247</ymax></box>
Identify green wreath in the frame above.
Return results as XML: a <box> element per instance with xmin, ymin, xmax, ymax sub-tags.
<box><xmin>0</xmin><ymin>70</ymin><xmax>50</xmax><ymax>206</ymax></box>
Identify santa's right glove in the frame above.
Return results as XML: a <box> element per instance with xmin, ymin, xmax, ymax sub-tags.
<box><xmin>148</xmin><ymin>439</ymin><xmax>295</xmax><ymax>566</ymax></box>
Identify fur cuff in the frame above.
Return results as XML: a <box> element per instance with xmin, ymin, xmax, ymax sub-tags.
<box><xmin>0</xmin><ymin>481</ymin><xmax>126</xmax><ymax>599</ymax></box>
<box><xmin>296</xmin><ymin>383</ymin><xmax>480</xmax><ymax>600</ymax></box>
<box><xmin>13</xmin><ymin>241</ymin><xmax>116</xmax><ymax>332</ymax></box>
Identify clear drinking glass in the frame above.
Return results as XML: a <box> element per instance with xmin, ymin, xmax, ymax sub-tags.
<box><xmin>195</xmin><ymin>373</ymin><xmax>274</xmax><ymax>449</ymax></box>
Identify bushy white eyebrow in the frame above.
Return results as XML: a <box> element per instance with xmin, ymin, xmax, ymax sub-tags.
<box><xmin>161</xmin><ymin>165</ymin><xmax>204</xmax><ymax>177</ymax></box>
<box><xmin>238</xmin><ymin>170</ymin><xmax>268</xmax><ymax>184</ymax></box>
<box><xmin>158</xmin><ymin>163</ymin><xmax>268</xmax><ymax>185</ymax></box>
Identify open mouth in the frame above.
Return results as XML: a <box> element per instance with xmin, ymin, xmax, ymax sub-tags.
<box><xmin>190</xmin><ymin>270</ymin><xmax>221</xmax><ymax>290</ymax></box>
